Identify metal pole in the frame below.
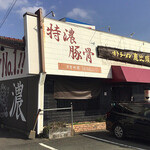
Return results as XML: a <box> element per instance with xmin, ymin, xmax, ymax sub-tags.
<box><xmin>70</xmin><ymin>102</ymin><xmax>74</xmax><ymax>136</ymax></box>
<box><xmin>35</xmin><ymin>8</ymin><xmax>45</xmax><ymax>73</ymax></box>
<box><xmin>41</xmin><ymin>107</ymin><xmax>71</xmax><ymax>111</ymax></box>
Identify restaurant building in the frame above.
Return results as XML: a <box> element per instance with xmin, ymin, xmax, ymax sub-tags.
<box><xmin>0</xmin><ymin>9</ymin><xmax>150</xmax><ymax>135</ymax></box>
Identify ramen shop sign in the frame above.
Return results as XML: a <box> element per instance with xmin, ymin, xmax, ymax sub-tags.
<box><xmin>97</xmin><ymin>46</ymin><xmax>150</xmax><ymax>67</ymax></box>
<box><xmin>46</xmin><ymin>23</ymin><xmax>94</xmax><ymax>63</ymax></box>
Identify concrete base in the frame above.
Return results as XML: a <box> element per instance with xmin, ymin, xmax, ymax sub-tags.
<box><xmin>49</xmin><ymin>127</ymin><xmax>72</xmax><ymax>139</ymax></box>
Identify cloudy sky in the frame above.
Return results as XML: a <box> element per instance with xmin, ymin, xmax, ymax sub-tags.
<box><xmin>0</xmin><ymin>0</ymin><xmax>150</xmax><ymax>42</ymax></box>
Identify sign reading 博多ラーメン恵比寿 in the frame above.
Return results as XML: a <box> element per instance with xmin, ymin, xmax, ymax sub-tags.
<box><xmin>97</xmin><ymin>46</ymin><xmax>150</xmax><ymax>67</ymax></box>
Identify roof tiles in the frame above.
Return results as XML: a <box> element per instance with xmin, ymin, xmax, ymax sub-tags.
<box><xmin>0</xmin><ymin>36</ymin><xmax>25</xmax><ymax>51</ymax></box>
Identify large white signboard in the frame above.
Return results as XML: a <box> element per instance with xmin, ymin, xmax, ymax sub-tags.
<box><xmin>44</xmin><ymin>18</ymin><xmax>106</xmax><ymax>78</ymax></box>
<box><xmin>44</xmin><ymin>18</ymin><xmax>150</xmax><ymax>78</ymax></box>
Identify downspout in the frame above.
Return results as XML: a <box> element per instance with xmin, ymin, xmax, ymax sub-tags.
<box><xmin>35</xmin><ymin>8</ymin><xmax>46</xmax><ymax>134</ymax></box>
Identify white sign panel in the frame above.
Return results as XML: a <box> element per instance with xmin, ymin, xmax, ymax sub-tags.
<box><xmin>24</xmin><ymin>13</ymin><xmax>40</xmax><ymax>74</ymax></box>
<box><xmin>44</xmin><ymin>18</ymin><xmax>104</xmax><ymax>78</ymax></box>
<box><xmin>0</xmin><ymin>49</ymin><xmax>27</xmax><ymax>81</ymax></box>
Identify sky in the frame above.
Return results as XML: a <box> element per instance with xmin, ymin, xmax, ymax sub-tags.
<box><xmin>0</xmin><ymin>0</ymin><xmax>150</xmax><ymax>42</ymax></box>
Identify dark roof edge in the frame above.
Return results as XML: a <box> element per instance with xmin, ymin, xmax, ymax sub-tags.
<box><xmin>23</xmin><ymin>12</ymin><xmax>37</xmax><ymax>18</ymax></box>
<box><xmin>0</xmin><ymin>36</ymin><xmax>25</xmax><ymax>51</ymax></box>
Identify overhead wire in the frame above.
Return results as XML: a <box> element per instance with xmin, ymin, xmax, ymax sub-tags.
<box><xmin>0</xmin><ymin>0</ymin><xmax>18</xmax><ymax>30</ymax></box>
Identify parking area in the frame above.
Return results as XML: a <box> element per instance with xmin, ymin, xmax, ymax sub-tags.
<box><xmin>42</xmin><ymin>131</ymin><xmax>150</xmax><ymax>150</ymax></box>
<box><xmin>0</xmin><ymin>128</ymin><xmax>150</xmax><ymax>150</ymax></box>
<box><xmin>82</xmin><ymin>131</ymin><xmax>150</xmax><ymax>150</ymax></box>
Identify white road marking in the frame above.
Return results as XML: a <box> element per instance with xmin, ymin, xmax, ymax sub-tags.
<box><xmin>39</xmin><ymin>143</ymin><xmax>58</xmax><ymax>150</ymax></box>
<box><xmin>82</xmin><ymin>134</ymin><xmax>147</xmax><ymax>150</ymax></box>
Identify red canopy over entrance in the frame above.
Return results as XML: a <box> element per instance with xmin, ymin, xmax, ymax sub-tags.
<box><xmin>111</xmin><ymin>66</ymin><xmax>150</xmax><ymax>83</ymax></box>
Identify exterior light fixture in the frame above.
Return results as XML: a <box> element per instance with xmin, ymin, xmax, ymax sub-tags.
<box><xmin>130</xmin><ymin>32</ymin><xmax>135</xmax><ymax>38</ymax></box>
<box><xmin>108</xmin><ymin>26</ymin><xmax>111</xmax><ymax>32</ymax></box>
<box><xmin>44</xmin><ymin>11</ymin><xmax>55</xmax><ymax>18</ymax></box>
<box><xmin>51</xmin><ymin>11</ymin><xmax>55</xmax><ymax>17</ymax></box>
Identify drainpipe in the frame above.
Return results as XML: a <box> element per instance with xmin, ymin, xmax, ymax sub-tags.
<box><xmin>35</xmin><ymin>8</ymin><xmax>46</xmax><ymax>134</ymax></box>
<box><xmin>37</xmin><ymin>72</ymin><xmax>46</xmax><ymax>134</ymax></box>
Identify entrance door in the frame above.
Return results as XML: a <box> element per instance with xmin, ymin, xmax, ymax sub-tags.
<box><xmin>112</xmin><ymin>86</ymin><xmax>132</xmax><ymax>102</ymax></box>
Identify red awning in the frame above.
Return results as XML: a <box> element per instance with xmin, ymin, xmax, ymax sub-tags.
<box><xmin>112</xmin><ymin>66</ymin><xmax>150</xmax><ymax>83</ymax></box>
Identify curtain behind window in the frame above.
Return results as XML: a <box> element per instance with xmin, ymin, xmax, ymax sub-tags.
<box><xmin>54</xmin><ymin>78</ymin><xmax>101</xmax><ymax>99</ymax></box>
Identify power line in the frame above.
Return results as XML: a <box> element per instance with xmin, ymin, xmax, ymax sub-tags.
<box><xmin>0</xmin><ymin>0</ymin><xmax>18</xmax><ymax>30</ymax></box>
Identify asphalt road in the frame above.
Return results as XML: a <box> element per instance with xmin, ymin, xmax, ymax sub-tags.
<box><xmin>0</xmin><ymin>128</ymin><xmax>150</xmax><ymax>150</ymax></box>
